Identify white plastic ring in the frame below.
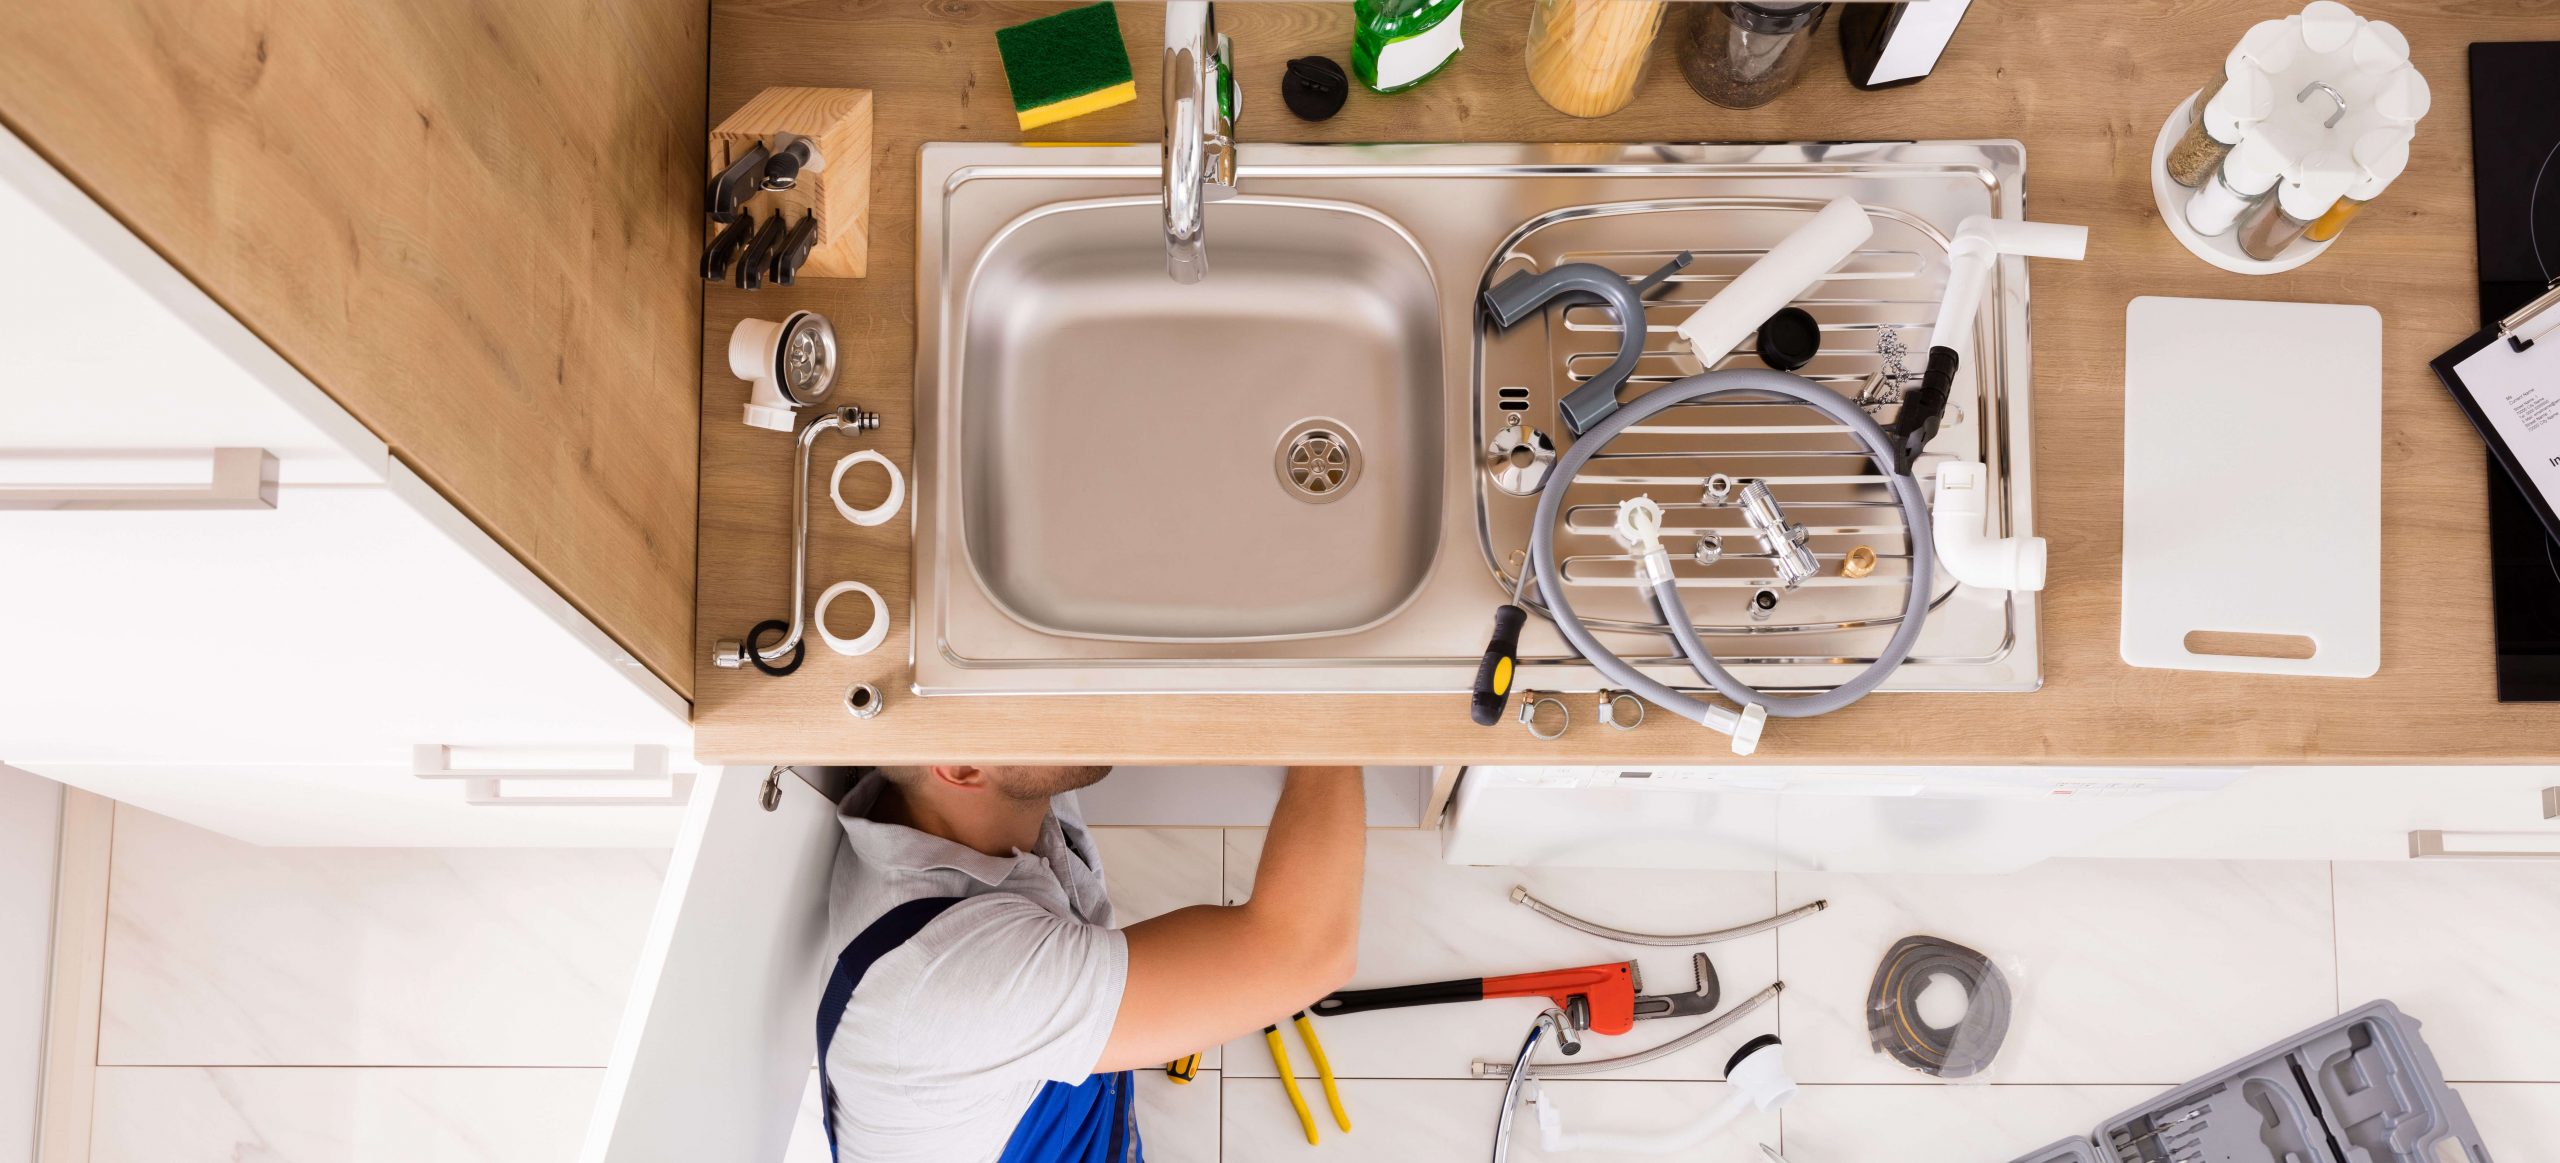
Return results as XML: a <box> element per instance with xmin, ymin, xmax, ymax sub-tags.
<box><xmin>814</xmin><ymin>580</ymin><xmax>889</xmax><ymax>656</ymax></box>
<box><xmin>830</xmin><ymin>450</ymin><xmax>905</xmax><ymax>527</ymax></box>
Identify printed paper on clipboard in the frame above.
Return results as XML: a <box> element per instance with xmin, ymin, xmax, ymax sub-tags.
<box><xmin>2431</xmin><ymin>278</ymin><xmax>2560</xmax><ymax>547</ymax></box>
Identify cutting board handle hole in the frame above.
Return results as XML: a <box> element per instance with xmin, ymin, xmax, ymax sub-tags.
<box><xmin>2184</xmin><ymin>630</ymin><xmax>2318</xmax><ymax>661</ymax></box>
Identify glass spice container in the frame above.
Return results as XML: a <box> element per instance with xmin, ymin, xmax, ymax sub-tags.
<box><xmin>1526</xmin><ymin>0</ymin><xmax>1668</xmax><ymax>118</ymax></box>
<box><xmin>2164</xmin><ymin>67</ymin><xmax>2272</xmax><ymax>188</ymax></box>
<box><xmin>2236</xmin><ymin>153</ymin><xmax>2353</xmax><ymax>262</ymax></box>
<box><xmin>2304</xmin><ymin>130</ymin><xmax>2411</xmax><ymax>243</ymax></box>
<box><xmin>2183</xmin><ymin>136</ymin><xmax>2285</xmax><ymax>238</ymax></box>
<box><xmin>1676</xmin><ymin>2</ymin><xmax>1827</xmax><ymax>110</ymax></box>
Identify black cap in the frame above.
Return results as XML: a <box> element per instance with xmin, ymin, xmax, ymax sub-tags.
<box><xmin>1754</xmin><ymin>306</ymin><xmax>1822</xmax><ymax>372</ymax></box>
<box><xmin>1282</xmin><ymin>56</ymin><xmax>1349</xmax><ymax>122</ymax></box>
<box><xmin>1725</xmin><ymin>1033</ymin><xmax>1784</xmax><ymax>1076</ymax></box>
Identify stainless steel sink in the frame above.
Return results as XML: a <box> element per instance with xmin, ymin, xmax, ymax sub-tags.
<box><xmin>915</xmin><ymin>141</ymin><xmax>2042</xmax><ymax>696</ymax></box>
<box><xmin>956</xmin><ymin>196</ymin><xmax>1441</xmax><ymax>641</ymax></box>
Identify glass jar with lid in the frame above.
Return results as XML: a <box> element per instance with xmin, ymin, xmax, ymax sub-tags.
<box><xmin>1526</xmin><ymin>0</ymin><xmax>1668</xmax><ymax>117</ymax></box>
<box><xmin>1675</xmin><ymin>2</ymin><xmax>1827</xmax><ymax>110</ymax></box>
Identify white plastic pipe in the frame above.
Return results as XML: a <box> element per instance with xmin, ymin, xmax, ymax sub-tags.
<box><xmin>1674</xmin><ymin>196</ymin><xmax>1874</xmax><ymax>367</ymax></box>
<box><xmin>1534</xmin><ymin>1040</ymin><xmax>1797</xmax><ymax>1155</ymax></box>
<box><xmin>1929</xmin><ymin>216</ymin><xmax>2089</xmax><ymax>366</ymax></box>
<box><xmin>1933</xmin><ymin>460</ymin><xmax>2046</xmax><ymax>592</ymax></box>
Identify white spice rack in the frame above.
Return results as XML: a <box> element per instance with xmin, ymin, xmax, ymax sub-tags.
<box><xmin>2149</xmin><ymin>91</ymin><xmax>2339</xmax><ymax>275</ymax></box>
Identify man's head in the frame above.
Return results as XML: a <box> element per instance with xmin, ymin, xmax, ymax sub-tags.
<box><xmin>879</xmin><ymin>765</ymin><xmax>1114</xmax><ymax>802</ymax></box>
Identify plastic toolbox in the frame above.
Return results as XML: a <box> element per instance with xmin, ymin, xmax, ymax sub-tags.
<box><xmin>2015</xmin><ymin>1001</ymin><xmax>2490</xmax><ymax>1163</ymax></box>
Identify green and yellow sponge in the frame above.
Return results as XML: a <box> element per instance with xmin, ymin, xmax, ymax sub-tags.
<box><xmin>995</xmin><ymin>2</ymin><xmax>1137</xmax><ymax>131</ymax></box>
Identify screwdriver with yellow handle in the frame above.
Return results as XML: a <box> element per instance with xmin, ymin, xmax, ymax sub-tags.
<box><xmin>1264</xmin><ymin>1009</ymin><xmax>1350</xmax><ymax>1144</ymax></box>
<box><xmin>1470</xmin><ymin>562</ymin><xmax>1535</xmax><ymax>726</ymax></box>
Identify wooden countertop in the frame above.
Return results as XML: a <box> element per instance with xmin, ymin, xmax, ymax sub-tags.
<box><xmin>695</xmin><ymin>0</ymin><xmax>2560</xmax><ymax>765</ymax></box>
<box><xmin>1</xmin><ymin>0</ymin><xmax>709</xmax><ymax>696</ymax></box>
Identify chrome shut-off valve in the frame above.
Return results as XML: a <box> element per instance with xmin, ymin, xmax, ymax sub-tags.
<box><xmin>1709</xmin><ymin>477</ymin><xmax>1818</xmax><ymax>590</ymax></box>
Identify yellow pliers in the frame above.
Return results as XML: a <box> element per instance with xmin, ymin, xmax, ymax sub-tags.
<box><xmin>1264</xmin><ymin>1009</ymin><xmax>1351</xmax><ymax>1144</ymax></box>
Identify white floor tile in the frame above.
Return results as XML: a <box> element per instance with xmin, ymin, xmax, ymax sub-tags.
<box><xmin>1222</xmin><ymin>1076</ymin><xmax>1774</xmax><ymax>1163</ymax></box>
<box><xmin>1777</xmin><ymin>1084</ymin><xmax>2156</xmax><ymax>1163</ymax></box>
<box><xmin>1093</xmin><ymin>826</ymin><xmax>1225</xmax><ymax>926</ymax></box>
<box><xmin>2451</xmin><ymin>1082</ymin><xmax>2560</xmax><ymax>1152</ymax></box>
<box><xmin>89</xmin><ymin>1067</ymin><xmax>597</xmax><ymax>1163</ymax></box>
<box><xmin>1096</xmin><ymin>826</ymin><xmax>1228</xmax><ymax>1070</ymax></box>
<box><xmin>100</xmin><ymin>804</ymin><xmax>665</xmax><ymax>1066</ymax></box>
<box><xmin>1776</xmin><ymin>859</ymin><xmax>2336</xmax><ymax>1085</ymax></box>
<box><xmin>1140</xmin><ymin>1066</ymin><xmax>1223</xmax><ymax>1163</ymax></box>
<box><xmin>1222</xmin><ymin>830</ymin><xmax>1785</xmax><ymax>1081</ymax></box>
<box><xmin>2335</xmin><ymin>860</ymin><xmax>2560</xmax><ymax>1081</ymax></box>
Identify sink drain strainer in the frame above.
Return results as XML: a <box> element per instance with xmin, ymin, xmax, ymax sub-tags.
<box><xmin>1275</xmin><ymin>419</ymin><xmax>1362</xmax><ymax>504</ymax></box>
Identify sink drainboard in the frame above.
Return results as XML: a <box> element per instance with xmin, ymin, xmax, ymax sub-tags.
<box><xmin>1479</xmin><ymin>198</ymin><xmax>2006</xmax><ymax>650</ymax></box>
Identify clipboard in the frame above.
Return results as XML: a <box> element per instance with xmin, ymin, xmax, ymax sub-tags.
<box><xmin>2430</xmin><ymin>276</ymin><xmax>2560</xmax><ymax>547</ymax></box>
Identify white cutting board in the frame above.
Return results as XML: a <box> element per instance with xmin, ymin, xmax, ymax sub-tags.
<box><xmin>2121</xmin><ymin>296</ymin><xmax>2382</xmax><ymax>677</ymax></box>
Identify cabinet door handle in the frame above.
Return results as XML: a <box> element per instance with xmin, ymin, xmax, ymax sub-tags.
<box><xmin>2409</xmin><ymin>830</ymin><xmax>2560</xmax><ymax>860</ymax></box>
<box><xmin>412</xmin><ymin>743</ymin><xmax>672</xmax><ymax>781</ymax></box>
<box><xmin>2545</xmin><ymin>787</ymin><xmax>2558</xmax><ymax>821</ymax></box>
<box><xmin>456</xmin><ymin>773</ymin><xmax>695</xmax><ymax>808</ymax></box>
<box><xmin>0</xmin><ymin>448</ymin><xmax>278</xmax><ymax>510</ymax></box>
<box><xmin>412</xmin><ymin>745</ymin><xmax>691</xmax><ymax>808</ymax></box>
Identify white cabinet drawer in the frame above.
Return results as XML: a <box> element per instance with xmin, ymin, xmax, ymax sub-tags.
<box><xmin>0</xmin><ymin>469</ymin><xmax>682</xmax><ymax>766</ymax></box>
<box><xmin>0</xmin><ymin>124</ymin><xmax>385</xmax><ymax>485</ymax></box>
<box><xmin>2081</xmin><ymin>766</ymin><xmax>2560</xmax><ymax>862</ymax></box>
<box><xmin>25</xmin><ymin>759</ymin><xmax>686</xmax><ymax>847</ymax></box>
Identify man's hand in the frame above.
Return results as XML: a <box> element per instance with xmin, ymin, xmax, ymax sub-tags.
<box><xmin>1094</xmin><ymin>767</ymin><xmax>1366</xmax><ymax>1073</ymax></box>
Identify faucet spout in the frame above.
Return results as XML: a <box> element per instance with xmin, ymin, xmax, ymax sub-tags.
<box><xmin>1163</xmin><ymin>0</ymin><xmax>1238</xmax><ymax>283</ymax></box>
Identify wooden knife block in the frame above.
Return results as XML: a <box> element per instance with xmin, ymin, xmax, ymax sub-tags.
<box><xmin>708</xmin><ymin>86</ymin><xmax>872</xmax><ymax>279</ymax></box>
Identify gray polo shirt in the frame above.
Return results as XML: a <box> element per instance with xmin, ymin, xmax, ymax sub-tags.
<box><xmin>822</xmin><ymin>772</ymin><xmax>1130</xmax><ymax>1163</ymax></box>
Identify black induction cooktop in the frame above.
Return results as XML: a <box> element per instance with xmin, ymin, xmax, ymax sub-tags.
<box><xmin>2470</xmin><ymin>42</ymin><xmax>2560</xmax><ymax>701</ymax></box>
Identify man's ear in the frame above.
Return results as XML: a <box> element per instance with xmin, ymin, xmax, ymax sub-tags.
<box><xmin>929</xmin><ymin>765</ymin><xmax>988</xmax><ymax>791</ymax></box>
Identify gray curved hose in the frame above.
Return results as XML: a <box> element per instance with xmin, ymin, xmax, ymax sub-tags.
<box><xmin>1511</xmin><ymin>886</ymin><xmax>1828</xmax><ymax>946</ymax></box>
<box><xmin>1529</xmin><ymin>368</ymin><xmax>1936</xmax><ymax>723</ymax></box>
<box><xmin>1475</xmin><ymin>982</ymin><xmax>1784</xmax><ymax>1079</ymax></box>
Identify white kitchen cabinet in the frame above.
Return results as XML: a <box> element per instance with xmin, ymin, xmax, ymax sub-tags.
<box><xmin>585</xmin><ymin>766</ymin><xmax>846</xmax><ymax>1163</ymax></box>
<box><xmin>0</xmin><ymin>124</ymin><xmax>689</xmax><ymax>846</ymax></box>
<box><xmin>2080</xmin><ymin>765</ymin><xmax>2560</xmax><ymax>863</ymax></box>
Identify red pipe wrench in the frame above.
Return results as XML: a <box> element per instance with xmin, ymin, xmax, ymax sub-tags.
<box><xmin>1313</xmin><ymin>957</ymin><xmax>1710</xmax><ymax>1036</ymax></box>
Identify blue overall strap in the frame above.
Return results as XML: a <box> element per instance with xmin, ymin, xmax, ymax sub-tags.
<box><xmin>996</xmin><ymin>1070</ymin><xmax>1144</xmax><ymax>1163</ymax></box>
<box><xmin>815</xmin><ymin>896</ymin><xmax>963</xmax><ymax>1161</ymax></box>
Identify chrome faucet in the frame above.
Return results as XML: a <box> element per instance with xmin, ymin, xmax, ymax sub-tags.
<box><xmin>1162</xmin><ymin>0</ymin><xmax>1238</xmax><ymax>283</ymax></box>
<box><xmin>1491</xmin><ymin>1007</ymin><xmax>1579</xmax><ymax>1163</ymax></box>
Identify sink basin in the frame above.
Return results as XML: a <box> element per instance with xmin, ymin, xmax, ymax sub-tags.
<box><xmin>956</xmin><ymin>197</ymin><xmax>1441</xmax><ymax>641</ymax></box>
<box><xmin>915</xmin><ymin>141</ymin><xmax>2042</xmax><ymax>697</ymax></box>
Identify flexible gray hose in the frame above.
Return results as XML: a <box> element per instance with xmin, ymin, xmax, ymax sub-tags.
<box><xmin>1512</xmin><ymin>886</ymin><xmax>1828</xmax><ymax>946</ymax></box>
<box><xmin>1529</xmin><ymin>368</ymin><xmax>1937</xmax><ymax>722</ymax></box>
<box><xmin>1474</xmin><ymin>982</ymin><xmax>1784</xmax><ymax>1079</ymax></box>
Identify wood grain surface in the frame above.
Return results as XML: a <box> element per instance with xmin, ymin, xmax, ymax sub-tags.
<box><xmin>0</xmin><ymin>0</ymin><xmax>709</xmax><ymax>695</ymax></box>
<box><xmin>695</xmin><ymin>0</ymin><xmax>2560</xmax><ymax>765</ymax></box>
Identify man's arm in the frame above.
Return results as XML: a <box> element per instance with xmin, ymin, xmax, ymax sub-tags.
<box><xmin>1093</xmin><ymin>766</ymin><xmax>1365</xmax><ymax>1072</ymax></box>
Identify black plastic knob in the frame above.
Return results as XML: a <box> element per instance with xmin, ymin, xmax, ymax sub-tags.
<box><xmin>1282</xmin><ymin>56</ymin><xmax>1349</xmax><ymax>122</ymax></box>
<box><xmin>1754</xmin><ymin>306</ymin><xmax>1822</xmax><ymax>372</ymax></box>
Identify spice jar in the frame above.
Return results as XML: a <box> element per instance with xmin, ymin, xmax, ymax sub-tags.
<box><xmin>2164</xmin><ymin>67</ymin><xmax>2273</xmax><ymax>188</ymax></box>
<box><xmin>1676</xmin><ymin>2</ymin><xmax>1827</xmax><ymax>110</ymax></box>
<box><xmin>1526</xmin><ymin>0</ymin><xmax>1668</xmax><ymax>118</ymax></box>
<box><xmin>2304</xmin><ymin>128</ymin><xmax>2411</xmax><ymax>243</ymax></box>
<box><xmin>2236</xmin><ymin>152</ymin><xmax>2353</xmax><ymax>262</ymax></box>
<box><xmin>2184</xmin><ymin>135</ymin><xmax>2286</xmax><ymax>238</ymax></box>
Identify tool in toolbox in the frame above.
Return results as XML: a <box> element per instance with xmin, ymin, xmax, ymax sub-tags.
<box><xmin>1311</xmin><ymin>952</ymin><xmax>1719</xmax><ymax>1037</ymax></box>
<box><xmin>1262</xmin><ymin>1009</ymin><xmax>1349</xmax><ymax>1145</ymax></box>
